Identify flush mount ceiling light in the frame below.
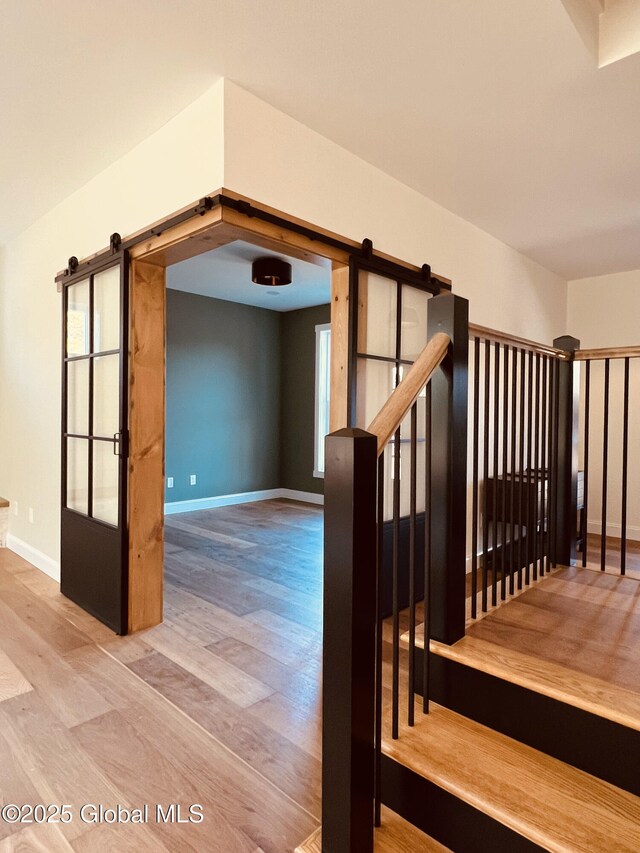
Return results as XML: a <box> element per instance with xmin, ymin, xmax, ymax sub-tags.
<box><xmin>252</xmin><ymin>257</ymin><xmax>292</xmax><ymax>287</ymax></box>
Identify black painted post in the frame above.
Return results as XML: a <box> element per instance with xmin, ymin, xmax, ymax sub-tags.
<box><xmin>427</xmin><ymin>293</ymin><xmax>469</xmax><ymax>645</ymax></box>
<box><xmin>323</xmin><ymin>428</ymin><xmax>377</xmax><ymax>853</ymax></box>
<box><xmin>552</xmin><ymin>336</ymin><xmax>581</xmax><ymax>567</ymax></box>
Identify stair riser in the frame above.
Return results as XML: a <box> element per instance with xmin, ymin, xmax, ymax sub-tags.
<box><xmin>416</xmin><ymin>649</ymin><xmax>640</xmax><ymax>796</ymax></box>
<box><xmin>381</xmin><ymin>755</ymin><xmax>545</xmax><ymax>853</ymax></box>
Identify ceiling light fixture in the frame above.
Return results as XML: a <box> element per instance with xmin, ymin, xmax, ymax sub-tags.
<box><xmin>252</xmin><ymin>257</ymin><xmax>292</xmax><ymax>287</ymax></box>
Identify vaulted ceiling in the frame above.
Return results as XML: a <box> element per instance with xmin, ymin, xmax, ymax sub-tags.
<box><xmin>2</xmin><ymin>0</ymin><xmax>640</xmax><ymax>279</ymax></box>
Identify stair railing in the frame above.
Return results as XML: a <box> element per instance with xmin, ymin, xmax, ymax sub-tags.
<box><xmin>465</xmin><ymin>326</ymin><xmax>577</xmax><ymax>619</ymax></box>
<box><xmin>322</xmin><ymin>292</ymin><xmax>468</xmax><ymax>853</ymax></box>
<box><xmin>574</xmin><ymin>344</ymin><xmax>640</xmax><ymax>574</ymax></box>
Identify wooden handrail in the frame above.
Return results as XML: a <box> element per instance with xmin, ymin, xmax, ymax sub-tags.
<box><xmin>575</xmin><ymin>346</ymin><xmax>640</xmax><ymax>361</ymax></box>
<box><xmin>367</xmin><ymin>331</ymin><xmax>450</xmax><ymax>456</ymax></box>
<box><xmin>469</xmin><ymin>323</ymin><xmax>569</xmax><ymax>359</ymax></box>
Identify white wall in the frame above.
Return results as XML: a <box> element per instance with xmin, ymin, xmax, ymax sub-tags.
<box><xmin>568</xmin><ymin>270</ymin><xmax>640</xmax><ymax>540</ymax></box>
<box><xmin>567</xmin><ymin>269</ymin><xmax>640</xmax><ymax>348</ymax></box>
<box><xmin>224</xmin><ymin>81</ymin><xmax>567</xmax><ymax>344</ymax></box>
<box><xmin>1</xmin><ymin>77</ymin><xmax>570</xmax><ymax>580</ymax></box>
<box><xmin>224</xmin><ymin>81</ymin><xmax>568</xmax><ymax>568</ymax></box>
<box><xmin>0</xmin><ymin>81</ymin><xmax>225</xmax><ymax>577</ymax></box>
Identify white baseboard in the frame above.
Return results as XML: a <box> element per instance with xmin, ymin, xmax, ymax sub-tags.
<box><xmin>164</xmin><ymin>488</ymin><xmax>324</xmax><ymax>515</ymax></box>
<box><xmin>587</xmin><ymin>519</ymin><xmax>640</xmax><ymax>541</ymax></box>
<box><xmin>7</xmin><ymin>534</ymin><xmax>60</xmax><ymax>582</ymax></box>
<box><xmin>279</xmin><ymin>488</ymin><xmax>324</xmax><ymax>506</ymax></box>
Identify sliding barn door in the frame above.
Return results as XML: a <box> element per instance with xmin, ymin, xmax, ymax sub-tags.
<box><xmin>348</xmin><ymin>254</ymin><xmax>440</xmax><ymax>428</ymax></box>
<box><xmin>61</xmin><ymin>252</ymin><xmax>129</xmax><ymax>633</ymax></box>
<box><xmin>348</xmin><ymin>254</ymin><xmax>443</xmax><ymax>615</ymax></box>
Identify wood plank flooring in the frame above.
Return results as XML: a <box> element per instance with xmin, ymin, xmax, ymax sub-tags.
<box><xmin>3</xmin><ymin>503</ymin><xmax>639</xmax><ymax>852</ymax></box>
<box><xmin>582</xmin><ymin>532</ymin><xmax>640</xmax><ymax>579</ymax></box>
<box><xmin>406</xmin><ymin>566</ymin><xmax>640</xmax><ymax>730</ymax></box>
<box><xmin>0</xmin><ymin>500</ymin><xmax>323</xmax><ymax>852</ymax></box>
<box><xmin>465</xmin><ymin>565</ymin><xmax>640</xmax><ymax>694</ymax></box>
<box><xmin>0</xmin><ymin>647</ymin><xmax>32</xmax><ymax>702</ymax></box>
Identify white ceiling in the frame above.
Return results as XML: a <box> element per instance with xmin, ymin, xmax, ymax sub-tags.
<box><xmin>167</xmin><ymin>241</ymin><xmax>331</xmax><ymax>312</ymax></box>
<box><xmin>2</xmin><ymin>1</ymin><xmax>640</xmax><ymax>280</ymax></box>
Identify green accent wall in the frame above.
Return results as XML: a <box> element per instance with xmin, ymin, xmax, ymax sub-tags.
<box><xmin>165</xmin><ymin>290</ymin><xmax>330</xmax><ymax>503</ymax></box>
<box><xmin>279</xmin><ymin>303</ymin><xmax>331</xmax><ymax>495</ymax></box>
<box><xmin>166</xmin><ymin>290</ymin><xmax>281</xmax><ymax>502</ymax></box>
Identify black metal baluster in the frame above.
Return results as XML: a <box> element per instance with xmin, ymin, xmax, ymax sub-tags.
<box><xmin>374</xmin><ymin>452</ymin><xmax>384</xmax><ymax>827</ymax></box>
<box><xmin>582</xmin><ymin>361</ymin><xmax>591</xmax><ymax>568</ymax></box>
<box><xmin>509</xmin><ymin>348</ymin><xmax>518</xmax><ymax>594</ymax></box>
<box><xmin>501</xmin><ymin>345</ymin><xmax>509</xmax><ymax>600</ymax></box>
<box><xmin>392</xmin><ymin>426</ymin><xmax>401</xmax><ymax>738</ymax></box>
<box><xmin>551</xmin><ymin>358</ymin><xmax>560</xmax><ymax>569</ymax></box>
<box><xmin>601</xmin><ymin>359</ymin><xmax>610</xmax><ymax>572</ymax></box>
<box><xmin>482</xmin><ymin>341</ymin><xmax>491</xmax><ymax>611</ymax></box>
<box><xmin>408</xmin><ymin>404</ymin><xmax>417</xmax><ymax>726</ymax></box>
<box><xmin>423</xmin><ymin>384</ymin><xmax>432</xmax><ymax>714</ymax></box>
<box><xmin>533</xmin><ymin>354</ymin><xmax>541</xmax><ymax>581</ymax></box>
<box><xmin>545</xmin><ymin>357</ymin><xmax>552</xmax><ymax>574</ymax></box>
<box><xmin>517</xmin><ymin>348</ymin><xmax>526</xmax><ymax>589</ymax></box>
<box><xmin>471</xmin><ymin>338</ymin><xmax>480</xmax><ymax>619</ymax></box>
<box><xmin>540</xmin><ymin>356</ymin><xmax>548</xmax><ymax>575</ymax></box>
<box><xmin>525</xmin><ymin>350</ymin><xmax>534</xmax><ymax>585</ymax></box>
<box><xmin>492</xmin><ymin>342</ymin><xmax>500</xmax><ymax>606</ymax></box>
<box><xmin>621</xmin><ymin>358</ymin><xmax>630</xmax><ymax>576</ymax></box>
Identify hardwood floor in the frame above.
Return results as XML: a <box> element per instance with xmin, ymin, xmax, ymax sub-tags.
<box><xmin>296</xmin><ymin>806</ymin><xmax>452</xmax><ymax>852</ymax></box>
<box><xmin>401</xmin><ymin>565</ymin><xmax>640</xmax><ymax>735</ymax></box>
<box><xmin>0</xmin><ymin>500</ymin><xmax>323</xmax><ymax>853</ymax></box>
<box><xmin>3</xmin><ymin>503</ymin><xmax>638</xmax><ymax>852</ymax></box>
<box><xmin>466</xmin><ymin>564</ymin><xmax>640</xmax><ymax>697</ymax></box>
<box><xmin>582</xmin><ymin>532</ymin><xmax>640</xmax><ymax>579</ymax></box>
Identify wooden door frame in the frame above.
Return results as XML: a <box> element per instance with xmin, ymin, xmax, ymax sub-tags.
<box><xmin>59</xmin><ymin>188</ymin><xmax>451</xmax><ymax>633</ymax></box>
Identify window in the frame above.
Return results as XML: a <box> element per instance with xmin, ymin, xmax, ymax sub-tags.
<box><xmin>314</xmin><ymin>323</ymin><xmax>331</xmax><ymax>477</ymax></box>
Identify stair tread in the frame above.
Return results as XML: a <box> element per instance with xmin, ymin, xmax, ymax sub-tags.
<box><xmin>425</xmin><ymin>633</ymin><xmax>640</xmax><ymax>732</ymax></box>
<box><xmin>383</xmin><ymin>702</ymin><xmax>640</xmax><ymax>853</ymax></box>
<box><xmin>407</xmin><ymin>564</ymin><xmax>640</xmax><ymax>731</ymax></box>
<box><xmin>295</xmin><ymin>806</ymin><xmax>451</xmax><ymax>852</ymax></box>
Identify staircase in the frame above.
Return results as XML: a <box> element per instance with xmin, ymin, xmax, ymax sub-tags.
<box><xmin>307</xmin><ymin>561</ymin><xmax>640</xmax><ymax>851</ymax></box>
<box><xmin>415</xmin><ymin>565</ymin><xmax>640</xmax><ymax>794</ymax></box>
<box><xmin>381</xmin><ymin>701</ymin><xmax>639</xmax><ymax>852</ymax></box>
<box><xmin>378</xmin><ymin>564</ymin><xmax>640</xmax><ymax>851</ymax></box>
<box><xmin>312</xmin><ymin>287</ymin><xmax>640</xmax><ymax>852</ymax></box>
<box><xmin>296</xmin><ymin>807</ymin><xmax>451</xmax><ymax>853</ymax></box>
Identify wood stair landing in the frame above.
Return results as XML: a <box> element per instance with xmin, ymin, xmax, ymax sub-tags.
<box><xmin>295</xmin><ymin>806</ymin><xmax>451</xmax><ymax>852</ymax></box>
<box><xmin>409</xmin><ymin>565</ymin><xmax>640</xmax><ymax>732</ymax></box>
<box><xmin>383</xmin><ymin>702</ymin><xmax>640</xmax><ymax>853</ymax></box>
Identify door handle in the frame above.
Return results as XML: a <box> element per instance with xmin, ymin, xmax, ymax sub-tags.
<box><xmin>112</xmin><ymin>430</ymin><xmax>130</xmax><ymax>458</ymax></box>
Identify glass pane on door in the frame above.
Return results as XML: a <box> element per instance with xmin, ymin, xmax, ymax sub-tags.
<box><xmin>93</xmin><ymin>266</ymin><xmax>121</xmax><ymax>353</ymax></box>
<box><xmin>67</xmin><ymin>437</ymin><xmax>89</xmax><ymax>514</ymax></box>
<box><xmin>400</xmin><ymin>285</ymin><xmax>430</xmax><ymax>361</ymax></box>
<box><xmin>92</xmin><ymin>440</ymin><xmax>119</xmax><ymax>525</ymax></box>
<box><xmin>356</xmin><ymin>357</ymin><xmax>396</xmax><ymax>429</ymax></box>
<box><xmin>357</xmin><ymin>271</ymin><xmax>397</xmax><ymax>359</ymax></box>
<box><xmin>67</xmin><ymin>359</ymin><xmax>89</xmax><ymax>435</ymax></box>
<box><xmin>93</xmin><ymin>354</ymin><xmax>120</xmax><ymax>438</ymax></box>
<box><xmin>67</xmin><ymin>279</ymin><xmax>90</xmax><ymax>357</ymax></box>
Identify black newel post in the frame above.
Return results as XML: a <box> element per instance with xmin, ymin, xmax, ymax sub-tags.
<box><xmin>322</xmin><ymin>428</ymin><xmax>377</xmax><ymax>853</ymax></box>
<box><xmin>427</xmin><ymin>293</ymin><xmax>469</xmax><ymax>645</ymax></box>
<box><xmin>552</xmin><ymin>335</ymin><xmax>580</xmax><ymax>566</ymax></box>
